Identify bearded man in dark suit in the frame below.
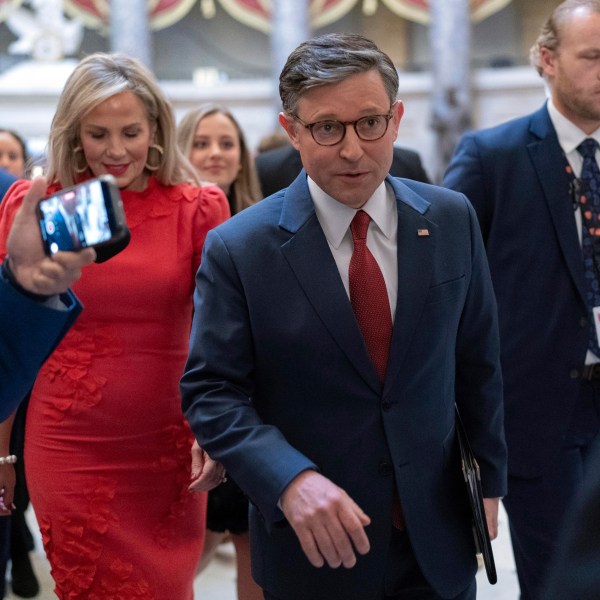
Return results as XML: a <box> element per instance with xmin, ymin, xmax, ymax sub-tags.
<box><xmin>444</xmin><ymin>2</ymin><xmax>600</xmax><ymax>598</ymax></box>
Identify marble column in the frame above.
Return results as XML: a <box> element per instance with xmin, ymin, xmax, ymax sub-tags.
<box><xmin>110</xmin><ymin>0</ymin><xmax>152</xmax><ymax>69</ymax></box>
<box><xmin>428</xmin><ymin>0</ymin><xmax>472</xmax><ymax>182</ymax></box>
<box><xmin>270</xmin><ymin>0</ymin><xmax>311</xmax><ymax>117</ymax></box>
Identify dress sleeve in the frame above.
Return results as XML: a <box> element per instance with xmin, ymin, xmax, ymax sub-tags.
<box><xmin>0</xmin><ymin>180</ymin><xmax>34</xmax><ymax>262</ymax></box>
<box><xmin>191</xmin><ymin>184</ymin><xmax>231</xmax><ymax>272</ymax></box>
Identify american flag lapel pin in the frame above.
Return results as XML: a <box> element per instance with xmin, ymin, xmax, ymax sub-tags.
<box><xmin>417</xmin><ymin>228</ymin><xmax>430</xmax><ymax>237</ymax></box>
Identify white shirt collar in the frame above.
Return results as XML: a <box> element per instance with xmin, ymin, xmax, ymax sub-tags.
<box><xmin>308</xmin><ymin>177</ymin><xmax>395</xmax><ymax>248</ymax></box>
<box><xmin>547</xmin><ymin>98</ymin><xmax>600</xmax><ymax>154</ymax></box>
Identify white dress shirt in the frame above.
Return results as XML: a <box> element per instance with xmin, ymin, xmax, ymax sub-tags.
<box><xmin>308</xmin><ymin>176</ymin><xmax>398</xmax><ymax>322</ymax></box>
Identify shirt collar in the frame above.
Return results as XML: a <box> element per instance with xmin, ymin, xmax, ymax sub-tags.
<box><xmin>308</xmin><ymin>177</ymin><xmax>395</xmax><ymax>248</ymax></box>
<box><xmin>547</xmin><ymin>98</ymin><xmax>600</xmax><ymax>154</ymax></box>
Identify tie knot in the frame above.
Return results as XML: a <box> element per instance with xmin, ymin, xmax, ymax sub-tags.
<box><xmin>578</xmin><ymin>138</ymin><xmax>599</xmax><ymax>159</ymax></box>
<box><xmin>350</xmin><ymin>210</ymin><xmax>371</xmax><ymax>242</ymax></box>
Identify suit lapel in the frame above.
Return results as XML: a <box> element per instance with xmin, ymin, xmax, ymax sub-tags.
<box><xmin>384</xmin><ymin>178</ymin><xmax>435</xmax><ymax>391</ymax></box>
<box><xmin>279</xmin><ymin>175</ymin><xmax>380</xmax><ymax>391</ymax></box>
<box><xmin>279</xmin><ymin>174</ymin><xmax>435</xmax><ymax>392</ymax></box>
<box><xmin>528</xmin><ymin>107</ymin><xmax>587</xmax><ymax>305</ymax></box>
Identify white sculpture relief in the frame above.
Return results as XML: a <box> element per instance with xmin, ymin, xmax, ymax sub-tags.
<box><xmin>6</xmin><ymin>0</ymin><xmax>83</xmax><ymax>61</ymax></box>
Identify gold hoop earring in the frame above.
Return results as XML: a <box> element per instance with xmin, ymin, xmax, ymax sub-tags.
<box><xmin>145</xmin><ymin>143</ymin><xmax>164</xmax><ymax>171</ymax></box>
<box><xmin>73</xmin><ymin>146</ymin><xmax>88</xmax><ymax>174</ymax></box>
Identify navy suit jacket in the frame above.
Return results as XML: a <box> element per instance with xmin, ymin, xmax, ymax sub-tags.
<box><xmin>0</xmin><ymin>172</ymin><xmax>83</xmax><ymax>420</ymax></box>
<box><xmin>544</xmin><ymin>445</ymin><xmax>600</xmax><ymax>599</ymax></box>
<box><xmin>181</xmin><ymin>173</ymin><xmax>506</xmax><ymax>599</ymax></box>
<box><xmin>444</xmin><ymin>104</ymin><xmax>588</xmax><ymax>478</ymax></box>
<box><xmin>0</xmin><ymin>273</ymin><xmax>81</xmax><ymax>421</ymax></box>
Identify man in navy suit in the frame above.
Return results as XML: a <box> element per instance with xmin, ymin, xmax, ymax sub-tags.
<box><xmin>443</xmin><ymin>2</ymin><xmax>600</xmax><ymax>598</ymax></box>
<box><xmin>256</xmin><ymin>143</ymin><xmax>430</xmax><ymax>198</ymax></box>
<box><xmin>182</xmin><ymin>33</ymin><xmax>506</xmax><ymax>600</ymax></box>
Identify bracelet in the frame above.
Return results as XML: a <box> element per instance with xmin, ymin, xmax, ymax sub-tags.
<box><xmin>1</xmin><ymin>258</ymin><xmax>51</xmax><ymax>302</ymax></box>
<box><xmin>0</xmin><ymin>455</ymin><xmax>17</xmax><ymax>466</ymax></box>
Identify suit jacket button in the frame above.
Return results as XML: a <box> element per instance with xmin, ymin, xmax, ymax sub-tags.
<box><xmin>381</xmin><ymin>401</ymin><xmax>391</xmax><ymax>411</ymax></box>
<box><xmin>569</xmin><ymin>369</ymin><xmax>580</xmax><ymax>379</ymax></box>
<box><xmin>580</xmin><ymin>317</ymin><xmax>588</xmax><ymax>327</ymax></box>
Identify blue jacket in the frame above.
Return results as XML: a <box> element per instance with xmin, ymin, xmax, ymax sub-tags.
<box><xmin>0</xmin><ymin>169</ymin><xmax>83</xmax><ymax>420</ymax></box>
<box><xmin>0</xmin><ymin>273</ymin><xmax>81</xmax><ymax>421</ymax></box>
<box><xmin>181</xmin><ymin>172</ymin><xmax>506</xmax><ymax>599</ymax></box>
<box><xmin>444</xmin><ymin>103</ymin><xmax>588</xmax><ymax>478</ymax></box>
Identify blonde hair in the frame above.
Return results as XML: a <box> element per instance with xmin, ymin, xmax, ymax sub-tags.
<box><xmin>177</xmin><ymin>104</ymin><xmax>262</xmax><ymax>214</ymax></box>
<box><xmin>530</xmin><ymin>0</ymin><xmax>600</xmax><ymax>76</ymax></box>
<box><xmin>47</xmin><ymin>52</ymin><xmax>199</xmax><ymax>187</ymax></box>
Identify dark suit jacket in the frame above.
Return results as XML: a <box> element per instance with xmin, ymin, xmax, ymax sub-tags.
<box><xmin>0</xmin><ymin>173</ymin><xmax>83</xmax><ymax>420</ymax></box>
<box><xmin>543</xmin><ymin>445</ymin><xmax>600</xmax><ymax>599</ymax></box>
<box><xmin>443</xmin><ymin>104</ymin><xmax>589</xmax><ymax>478</ymax></box>
<box><xmin>256</xmin><ymin>144</ymin><xmax>430</xmax><ymax>197</ymax></box>
<box><xmin>0</xmin><ymin>272</ymin><xmax>81</xmax><ymax>421</ymax></box>
<box><xmin>181</xmin><ymin>173</ymin><xmax>506</xmax><ymax>599</ymax></box>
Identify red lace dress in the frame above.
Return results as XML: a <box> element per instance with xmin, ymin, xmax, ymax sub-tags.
<box><xmin>0</xmin><ymin>177</ymin><xmax>230</xmax><ymax>600</ymax></box>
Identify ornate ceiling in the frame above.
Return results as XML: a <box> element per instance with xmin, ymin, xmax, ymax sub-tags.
<box><xmin>0</xmin><ymin>0</ymin><xmax>513</xmax><ymax>32</ymax></box>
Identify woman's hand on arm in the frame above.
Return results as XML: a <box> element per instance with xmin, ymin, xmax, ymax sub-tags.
<box><xmin>188</xmin><ymin>440</ymin><xmax>228</xmax><ymax>492</ymax></box>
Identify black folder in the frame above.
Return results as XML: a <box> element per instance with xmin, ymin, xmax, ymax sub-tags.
<box><xmin>455</xmin><ymin>405</ymin><xmax>497</xmax><ymax>585</ymax></box>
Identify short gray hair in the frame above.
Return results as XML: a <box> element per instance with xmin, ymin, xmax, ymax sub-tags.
<box><xmin>279</xmin><ymin>33</ymin><xmax>399</xmax><ymax>115</ymax></box>
<box><xmin>530</xmin><ymin>0</ymin><xmax>600</xmax><ymax>76</ymax></box>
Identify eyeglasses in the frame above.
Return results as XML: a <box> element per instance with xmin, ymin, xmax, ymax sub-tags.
<box><xmin>292</xmin><ymin>106</ymin><xmax>395</xmax><ymax>146</ymax></box>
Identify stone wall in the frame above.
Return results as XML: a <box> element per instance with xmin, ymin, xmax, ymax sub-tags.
<box><xmin>0</xmin><ymin>61</ymin><xmax>546</xmax><ymax>181</ymax></box>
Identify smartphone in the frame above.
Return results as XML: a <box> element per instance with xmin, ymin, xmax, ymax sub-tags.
<box><xmin>37</xmin><ymin>175</ymin><xmax>130</xmax><ymax>263</ymax></box>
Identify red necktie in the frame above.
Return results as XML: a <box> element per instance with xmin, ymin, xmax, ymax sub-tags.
<box><xmin>349</xmin><ymin>210</ymin><xmax>404</xmax><ymax>529</ymax></box>
<box><xmin>349</xmin><ymin>210</ymin><xmax>392</xmax><ymax>381</ymax></box>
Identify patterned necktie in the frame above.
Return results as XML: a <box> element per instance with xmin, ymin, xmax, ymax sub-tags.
<box><xmin>577</xmin><ymin>138</ymin><xmax>600</xmax><ymax>356</ymax></box>
<box><xmin>349</xmin><ymin>210</ymin><xmax>392</xmax><ymax>381</ymax></box>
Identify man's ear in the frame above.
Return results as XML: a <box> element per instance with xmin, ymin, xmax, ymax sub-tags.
<box><xmin>539</xmin><ymin>47</ymin><xmax>556</xmax><ymax>78</ymax></box>
<box><xmin>278</xmin><ymin>112</ymin><xmax>301</xmax><ymax>150</ymax></box>
<box><xmin>391</xmin><ymin>101</ymin><xmax>405</xmax><ymax>138</ymax></box>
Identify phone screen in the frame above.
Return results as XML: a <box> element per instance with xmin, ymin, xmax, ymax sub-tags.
<box><xmin>38</xmin><ymin>179</ymin><xmax>115</xmax><ymax>254</ymax></box>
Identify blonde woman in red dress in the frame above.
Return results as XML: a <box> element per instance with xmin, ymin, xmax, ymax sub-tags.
<box><xmin>0</xmin><ymin>53</ymin><xmax>229</xmax><ymax>599</ymax></box>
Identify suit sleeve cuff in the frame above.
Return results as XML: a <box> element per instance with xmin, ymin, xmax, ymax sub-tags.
<box><xmin>1</xmin><ymin>258</ymin><xmax>54</xmax><ymax>303</ymax></box>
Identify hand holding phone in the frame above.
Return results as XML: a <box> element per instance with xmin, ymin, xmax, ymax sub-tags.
<box><xmin>6</xmin><ymin>176</ymin><xmax>96</xmax><ymax>296</ymax></box>
<box><xmin>37</xmin><ymin>175</ymin><xmax>130</xmax><ymax>263</ymax></box>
